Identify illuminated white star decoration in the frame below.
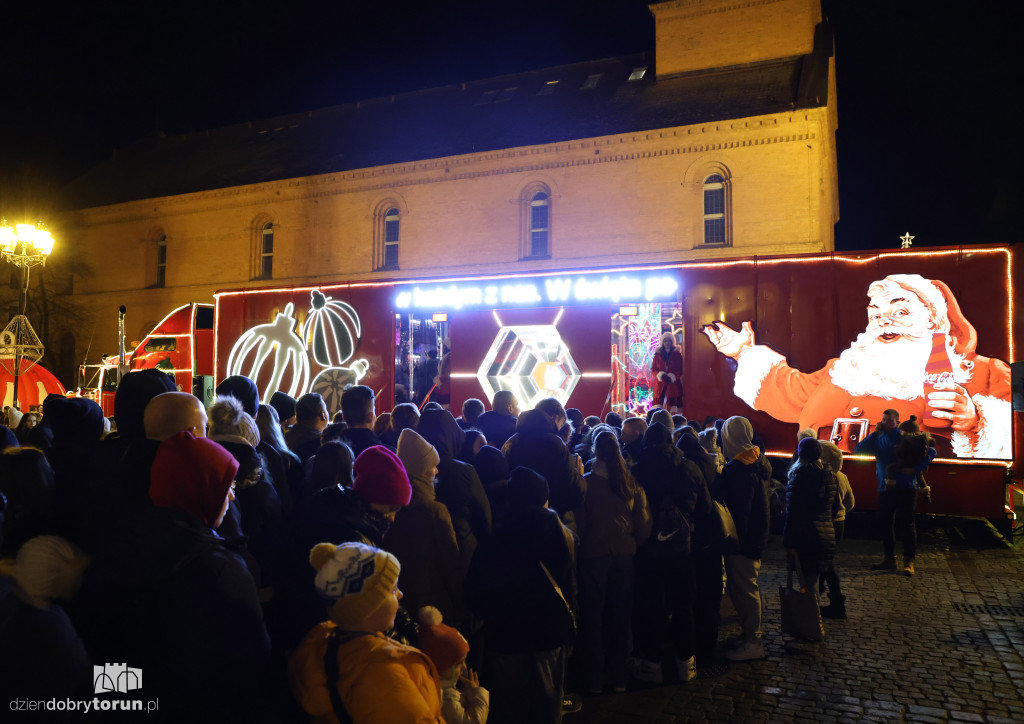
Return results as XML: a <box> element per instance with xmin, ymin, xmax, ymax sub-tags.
<box><xmin>227</xmin><ymin>302</ymin><xmax>311</xmax><ymax>401</ymax></box>
<box><xmin>900</xmin><ymin>232</ymin><xmax>915</xmax><ymax>249</ymax></box>
<box><xmin>477</xmin><ymin>324</ymin><xmax>581</xmax><ymax>409</ymax></box>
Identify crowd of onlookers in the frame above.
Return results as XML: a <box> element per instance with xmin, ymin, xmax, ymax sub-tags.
<box><xmin>0</xmin><ymin>371</ymin><xmax>864</xmax><ymax>723</ymax></box>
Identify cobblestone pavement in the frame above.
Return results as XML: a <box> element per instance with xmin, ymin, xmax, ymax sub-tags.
<box><xmin>568</xmin><ymin>519</ymin><xmax>1024</xmax><ymax>723</ymax></box>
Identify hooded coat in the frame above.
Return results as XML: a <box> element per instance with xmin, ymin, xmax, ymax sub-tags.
<box><xmin>715</xmin><ymin>417</ymin><xmax>772</xmax><ymax>560</ymax></box>
<box><xmin>417</xmin><ymin>409</ymin><xmax>492</xmax><ymax>571</ymax></box>
<box><xmin>818</xmin><ymin>441</ymin><xmax>855</xmax><ymax>522</ymax></box>
<box><xmin>384</xmin><ymin>430</ymin><xmax>465</xmax><ymax>630</ymax></box>
<box><xmin>502</xmin><ymin>409</ymin><xmax>586</xmax><ymax>517</ymax></box>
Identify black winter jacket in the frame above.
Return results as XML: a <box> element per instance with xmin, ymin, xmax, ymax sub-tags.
<box><xmin>714</xmin><ymin>453</ymin><xmax>772</xmax><ymax>559</ymax></box>
<box><xmin>503</xmin><ymin>410</ymin><xmax>586</xmax><ymax>517</ymax></box>
<box><xmin>74</xmin><ymin>506</ymin><xmax>270</xmax><ymax>720</ymax></box>
<box><xmin>466</xmin><ymin>505</ymin><xmax>576</xmax><ymax>653</ymax></box>
<box><xmin>631</xmin><ymin>423</ymin><xmax>712</xmax><ymax>550</ymax></box>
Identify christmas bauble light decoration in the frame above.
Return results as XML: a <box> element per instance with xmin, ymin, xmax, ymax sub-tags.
<box><xmin>227</xmin><ymin>302</ymin><xmax>310</xmax><ymax>402</ymax></box>
<box><xmin>310</xmin><ymin>361</ymin><xmax>370</xmax><ymax>413</ymax></box>
<box><xmin>303</xmin><ymin>290</ymin><xmax>361</xmax><ymax>368</ymax></box>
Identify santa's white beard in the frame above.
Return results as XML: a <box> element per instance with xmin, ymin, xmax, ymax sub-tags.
<box><xmin>829</xmin><ymin>331</ymin><xmax>969</xmax><ymax>400</ymax></box>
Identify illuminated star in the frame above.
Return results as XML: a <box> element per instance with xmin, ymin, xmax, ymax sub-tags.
<box><xmin>663</xmin><ymin>308</ymin><xmax>685</xmax><ymax>336</ymax></box>
<box><xmin>900</xmin><ymin>232</ymin><xmax>914</xmax><ymax>249</ymax></box>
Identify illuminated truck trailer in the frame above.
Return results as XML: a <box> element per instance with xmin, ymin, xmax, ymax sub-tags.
<box><xmin>213</xmin><ymin>246</ymin><xmax>1021</xmax><ymax>525</ymax></box>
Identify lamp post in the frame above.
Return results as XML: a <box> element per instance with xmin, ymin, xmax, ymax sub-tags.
<box><xmin>0</xmin><ymin>220</ymin><xmax>55</xmax><ymax>408</ymax></box>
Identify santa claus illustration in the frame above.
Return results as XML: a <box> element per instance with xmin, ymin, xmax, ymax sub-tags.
<box><xmin>702</xmin><ymin>274</ymin><xmax>1012</xmax><ymax>459</ymax></box>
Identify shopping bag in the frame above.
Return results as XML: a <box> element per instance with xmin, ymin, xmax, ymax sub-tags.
<box><xmin>779</xmin><ymin>552</ymin><xmax>824</xmax><ymax>641</ymax></box>
<box><xmin>710</xmin><ymin>500</ymin><xmax>740</xmax><ymax>554</ymax></box>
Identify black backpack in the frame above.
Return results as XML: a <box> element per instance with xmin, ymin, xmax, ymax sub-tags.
<box><xmin>646</xmin><ymin>495</ymin><xmax>691</xmax><ymax>558</ymax></box>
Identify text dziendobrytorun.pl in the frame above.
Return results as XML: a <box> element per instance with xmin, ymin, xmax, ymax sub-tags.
<box><xmin>9</xmin><ymin>698</ymin><xmax>158</xmax><ymax>714</ymax></box>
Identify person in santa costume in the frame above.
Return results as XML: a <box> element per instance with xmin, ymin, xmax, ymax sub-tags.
<box><xmin>702</xmin><ymin>274</ymin><xmax>1011</xmax><ymax>459</ymax></box>
<box><xmin>651</xmin><ymin>332</ymin><xmax>684</xmax><ymax>414</ymax></box>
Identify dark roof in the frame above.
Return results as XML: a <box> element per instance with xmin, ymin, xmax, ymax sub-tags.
<box><xmin>62</xmin><ymin>40</ymin><xmax>830</xmax><ymax>210</ymax></box>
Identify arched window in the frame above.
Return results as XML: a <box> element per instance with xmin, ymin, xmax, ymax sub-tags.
<box><xmin>153</xmin><ymin>235</ymin><xmax>165</xmax><ymax>286</ymax></box>
<box><xmin>383</xmin><ymin>207</ymin><xmax>400</xmax><ymax>268</ymax></box>
<box><xmin>529</xmin><ymin>192</ymin><xmax>550</xmax><ymax>257</ymax></box>
<box><xmin>702</xmin><ymin>174</ymin><xmax>729</xmax><ymax>246</ymax></box>
<box><xmin>258</xmin><ymin>222</ymin><xmax>274</xmax><ymax>279</ymax></box>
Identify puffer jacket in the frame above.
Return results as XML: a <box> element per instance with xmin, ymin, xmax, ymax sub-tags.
<box><xmin>783</xmin><ymin>461</ymin><xmax>838</xmax><ymax>571</ymax></box>
<box><xmin>714</xmin><ymin>451</ymin><xmax>772</xmax><ymax>559</ymax></box>
<box><xmin>289</xmin><ymin>624</ymin><xmax>444</xmax><ymax>724</ymax></box>
<box><xmin>819</xmin><ymin>442</ymin><xmax>855</xmax><ymax>522</ymax></box>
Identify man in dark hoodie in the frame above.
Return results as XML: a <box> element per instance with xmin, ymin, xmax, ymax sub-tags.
<box><xmin>74</xmin><ymin>432</ymin><xmax>271</xmax><ymax>722</ymax></box>
<box><xmin>502</xmin><ymin>406</ymin><xmax>586</xmax><ymax>523</ymax></box>
<box><xmin>629</xmin><ymin>421</ymin><xmax>711</xmax><ymax>683</ymax></box>
<box><xmin>417</xmin><ymin>407</ymin><xmax>493</xmax><ymax>572</ymax></box>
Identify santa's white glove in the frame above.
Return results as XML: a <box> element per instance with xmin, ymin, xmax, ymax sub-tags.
<box><xmin>657</xmin><ymin>372</ymin><xmax>666</xmax><ymax>381</ymax></box>
<box><xmin>667</xmin><ymin>373</ymin><xmax>677</xmax><ymax>383</ymax></box>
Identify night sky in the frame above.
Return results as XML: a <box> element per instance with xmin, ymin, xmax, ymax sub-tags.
<box><xmin>1</xmin><ymin>0</ymin><xmax>1019</xmax><ymax>251</ymax></box>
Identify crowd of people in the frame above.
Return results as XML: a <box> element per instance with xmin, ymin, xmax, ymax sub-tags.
<box><xmin>0</xmin><ymin>371</ymin><xmax>933</xmax><ymax>723</ymax></box>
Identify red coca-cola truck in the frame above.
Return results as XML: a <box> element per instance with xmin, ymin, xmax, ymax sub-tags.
<box><xmin>76</xmin><ymin>303</ymin><xmax>215</xmax><ymax>415</ymax></box>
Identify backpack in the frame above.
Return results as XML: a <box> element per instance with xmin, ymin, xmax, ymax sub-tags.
<box><xmin>646</xmin><ymin>495</ymin><xmax>691</xmax><ymax>558</ymax></box>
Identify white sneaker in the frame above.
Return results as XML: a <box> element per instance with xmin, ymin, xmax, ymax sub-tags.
<box><xmin>627</xmin><ymin>656</ymin><xmax>663</xmax><ymax>684</ymax></box>
<box><xmin>725</xmin><ymin>639</ymin><xmax>765</xmax><ymax>661</ymax></box>
<box><xmin>676</xmin><ymin>655</ymin><xmax>697</xmax><ymax>682</ymax></box>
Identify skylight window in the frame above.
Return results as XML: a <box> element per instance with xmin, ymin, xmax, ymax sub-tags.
<box><xmin>495</xmin><ymin>87</ymin><xmax>518</xmax><ymax>104</ymax></box>
<box><xmin>628</xmin><ymin>67</ymin><xmax>647</xmax><ymax>82</ymax></box>
<box><xmin>581</xmin><ymin>74</ymin><xmax>603</xmax><ymax>90</ymax></box>
<box><xmin>537</xmin><ymin>80</ymin><xmax>559</xmax><ymax>96</ymax></box>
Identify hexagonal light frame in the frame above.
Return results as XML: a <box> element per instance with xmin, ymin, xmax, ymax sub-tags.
<box><xmin>476</xmin><ymin>324</ymin><xmax>581</xmax><ymax>409</ymax></box>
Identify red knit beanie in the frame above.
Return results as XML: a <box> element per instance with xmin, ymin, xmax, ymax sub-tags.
<box><xmin>417</xmin><ymin>606</ymin><xmax>469</xmax><ymax>673</ymax></box>
<box><xmin>150</xmin><ymin>431</ymin><xmax>239</xmax><ymax>527</ymax></box>
<box><xmin>352</xmin><ymin>445</ymin><xmax>412</xmax><ymax>507</ymax></box>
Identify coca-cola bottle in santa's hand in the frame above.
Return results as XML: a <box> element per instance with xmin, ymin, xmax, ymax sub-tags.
<box><xmin>923</xmin><ymin>332</ymin><xmax>954</xmax><ymax>429</ymax></box>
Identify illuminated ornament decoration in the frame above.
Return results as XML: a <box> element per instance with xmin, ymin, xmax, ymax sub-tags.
<box><xmin>311</xmin><ymin>364</ymin><xmax>368</xmax><ymax>414</ymax></box>
<box><xmin>477</xmin><ymin>324</ymin><xmax>581</xmax><ymax>409</ymax></box>
<box><xmin>900</xmin><ymin>232</ymin><xmax>915</xmax><ymax>249</ymax></box>
<box><xmin>227</xmin><ymin>303</ymin><xmax>311</xmax><ymax>402</ymax></box>
<box><xmin>302</xmin><ymin>290</ymin><xmax>370</xmax><ymax>411</ymax></box>
<box><xmin>303</xmin><ymin>291</ymin><xmax>361</xmax><ymax>367</ymax></box>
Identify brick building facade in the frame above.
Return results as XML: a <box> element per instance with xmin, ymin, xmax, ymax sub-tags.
<box><xmin>52</xmin><ymin>0</ymin><xmax>836</xmax><ymax>385</ymax></box>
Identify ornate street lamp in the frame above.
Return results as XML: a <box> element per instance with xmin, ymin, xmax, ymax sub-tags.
<box><xmin>0</xmin><ymin>220</ymin><xmax>55</xmax><ymax>408</ymax></box>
